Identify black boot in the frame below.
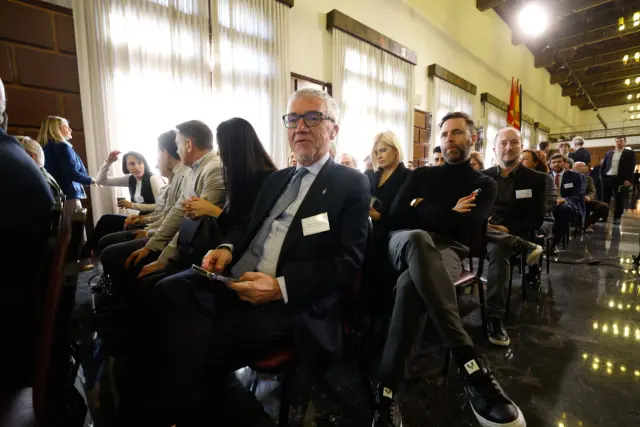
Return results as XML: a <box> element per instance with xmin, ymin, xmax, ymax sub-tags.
<box><xmin>372</xmin><ymin>384</ymin><xmax>403</xmax><ymax>427</ymax></box>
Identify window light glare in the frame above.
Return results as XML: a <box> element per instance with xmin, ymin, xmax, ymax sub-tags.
<box><xmin>518</xmin><ymin>3</ymin><xmax>549</xmax><ymax>37</ymax></box>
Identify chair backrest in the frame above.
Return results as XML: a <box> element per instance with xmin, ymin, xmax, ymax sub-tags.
<box><xmin>467</xmin><ymin>221</ymin><xmax>488</xmax><ymax>277</ymax></box>
<box><xmin>50</xmin><ymin>199</ymin><xmax>64</xmax><ymax>236</ymax></box>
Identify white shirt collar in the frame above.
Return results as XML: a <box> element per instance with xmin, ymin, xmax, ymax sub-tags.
<box><xmin>190</xmin><ymin>150</ymin><xmax>213</xmax><ymax>172</ymax></box>
<box><xmin>296</xmin><ymin>152</ymin><xmax>330</xmax><ymax>176</ymax></box>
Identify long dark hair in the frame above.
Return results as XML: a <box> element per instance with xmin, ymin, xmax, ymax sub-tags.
<box><xmin>522</xmin><ymin>149</ymin><xmax>549</xmax><ymax>173</ymax></box>
<box><xmin>122</xmin><ymin>151</ymin><xmax>153</xmax><ymax>178</ymax></box>
<box><xmin>216</xmin><ymin>118</ymin><xmax>277</xmax><ymax>211</ymax></box>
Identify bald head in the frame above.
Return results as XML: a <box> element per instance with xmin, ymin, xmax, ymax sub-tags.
<box><xmin>573</xmin><ymin>161</ymin><xmax>587</xmax><ymax>174</ymax></box>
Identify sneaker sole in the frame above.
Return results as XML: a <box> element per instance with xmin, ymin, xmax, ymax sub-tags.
<box><xmin>488</xmin><ymin>335</ymin><xmax>511</xmax><ymax>346</ymax></box>
<box><xmin>471</xmin><ymin>404</ymin><xmax>526</xmax><ymax>427</ymax></box>
<box><xmin>526</xmin><ymin>246</ymin><xmax>543</xmax><ymax>266</ymax></box>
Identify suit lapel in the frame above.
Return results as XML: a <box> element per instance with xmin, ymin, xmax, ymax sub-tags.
<box><xmin>279</xmin><ymin>160</ymin><xmax>336</xmax><ymax>260</ymax></box>
<box><xmin>247</xmin><ymin>168</ymin><xmax>295</xmax><ymax>237</ymax></box>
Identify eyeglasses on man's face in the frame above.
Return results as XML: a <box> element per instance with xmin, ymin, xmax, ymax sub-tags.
<box><xmin>282</xmin><ymin>111</ymin><xmax>335</xmax><ymax>129</ymax></box>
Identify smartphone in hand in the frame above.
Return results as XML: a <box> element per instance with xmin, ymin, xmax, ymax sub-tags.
<box><xmin>191</xmin><ymin>264</ymin><xmax>240</xmax><ymax>284</ymax></box>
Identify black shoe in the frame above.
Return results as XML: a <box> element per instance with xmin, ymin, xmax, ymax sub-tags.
<box><xmin>613</xmin><ymin>218</ymin><xmax>621</xmax><ymax>225</ymax></box>
<box><xmin>487</xmin><ymin>318</ymin><xmax>510</xmax><ymax>347</ymax></box>
<box><xmin>372</xmin><ymin>385</ymin><xmax>403</xmax><ymax>427</ymax></box>
<box><xmin>459</xmin><ymin>356</ymin><xmax>525</xmax><ymax>427</ymax></box>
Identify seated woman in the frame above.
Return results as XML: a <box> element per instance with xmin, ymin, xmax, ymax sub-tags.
<box><xmin>469</xmin><ymin>151</ymin><xmax>485</xmax><ymax>171</ymax></box>
<box><xmin>85</xmin><ymin>150</ymin><xmax>164</xmax><ymax>260</ymax></box>
<box><xmin>521</xmin><ymin>149</ymin><xmax>556</xmax><ymax>233</ymax></box>
<box><xmin>367</xmin><ymin>131</ymin><xmax>411</xmax><ymax>319</ymax></box>
<box><xmin>17</xmin><ymin>136</ymin><xmax>63</xmax><ymax>199</ymax></box>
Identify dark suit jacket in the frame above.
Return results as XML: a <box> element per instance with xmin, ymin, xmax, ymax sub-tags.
<box><xmin>569</xmin><ymin>147</ymin><xmax>591</xmax><ymax>165</ymax></box>
<box><xmin>224</xmin><ymin>159</ymin><xmax>370</xmax><ymax>365</ymax></box>
<box><xmin>600</xmin><ymin>149</ymin><xmax>636</xmax><ymax>183</ymax></box>
<box><xmin>43</xmin><ymin>140</ymin><xmax>93</xmax><ymax>200</ymax></box>
<box><xmin>552</xmin><ymin>169</ymin><xmax>586</xmax><ymax>217</ymax></box>
<box><xmin>484</xmin><ymin>165</ymin><xmax>547</xmax><ymax>238</ymax></box>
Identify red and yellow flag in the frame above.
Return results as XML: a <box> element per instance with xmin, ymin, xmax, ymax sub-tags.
<box><xmin>507</xmin><ymin>77</ymin><xmax>521</xmax><ymax>130</ymax></box>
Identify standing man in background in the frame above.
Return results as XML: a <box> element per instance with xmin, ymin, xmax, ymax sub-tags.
<box><xmin>569</xmin><ymin>136</ymin><xmax>591</xmax><ymax>166</ymax></box>
<box><xmin>600</xmin><ymin>136</ymin><xmax>636</xmax><ymax>224</ymax></box>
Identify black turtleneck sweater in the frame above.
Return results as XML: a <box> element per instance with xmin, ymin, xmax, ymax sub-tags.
<box><xmin>389</xmin><ymin>160</ymin><xmax>498</xmax><ymax>245</ymax></box>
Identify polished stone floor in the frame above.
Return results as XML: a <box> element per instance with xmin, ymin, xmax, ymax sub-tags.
<box><xmin>77</xmin><ymin>204</ymin><xmax>640</xmax><ymax>427</ymax></box>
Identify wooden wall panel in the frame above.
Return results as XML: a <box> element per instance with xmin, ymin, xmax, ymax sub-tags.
<box><xmin>413</xmin><ymin>109</ymin><xmax>431</xmax><ymax>166</ymax></box>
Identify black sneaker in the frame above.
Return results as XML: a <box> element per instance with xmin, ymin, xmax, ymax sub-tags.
<box><xmin>459</xmin><ymin>356</ymin><xmax>525</xmax><ymax>427</ymax></box>
<box><xmin>487</xmin><ymin>318</ymin><xmax>510</xmax><ymax>347</ymax></box>
<box><xmin>372</xmin><ymin>385</ymin><xmax>403</xmax><ymax>427</ymax></box>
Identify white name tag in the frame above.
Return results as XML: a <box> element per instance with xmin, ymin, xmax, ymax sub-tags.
<box><xmin>301</xmin><ymin>213</ymin><xmax>330</xmax><ymax>236</ymax></box>
<box><xmin>515</xmin><ymin>189</ymin><xmax>532</xmax><ymax>199</ymax></box>
<box><xmin>564</xmin><ymin>183</ymin><xmax>574</xmax><ymax>189</ymax></box>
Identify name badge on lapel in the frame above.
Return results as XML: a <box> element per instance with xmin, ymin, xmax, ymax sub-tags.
<box><xmin>564</xmin><ymin>183</ymin><xmax>574</xmax><ymax>189</ymax></box>
<box><xmin>515</xmin><ymin>189</ymin><xmax>532</xmax><ymax>199</ymax></box>
<box><xmin>302</xmin><ymin>213</ymin><xmax>330</xmax><ymax>236</ymax></box>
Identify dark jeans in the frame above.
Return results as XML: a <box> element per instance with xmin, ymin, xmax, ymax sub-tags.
<box><xmin>376</xmin><ymin>229</ymin><xmax>472</xmax><ymax>388</ymax></box>
<box><xmin>98</xmin><ymin>230</ymin><xmax>137</xmax><ymax>250</ymax></box>
<box><xmin>100</xmin><ymin>237</ymin><xmax>157</xmax><ymax>290</ymax></box>
<box><xmin>485</xmin><ymin>229</ymin><xmax>520</xmax><ymax>318</ymax></box>
<box><xmin>602</xmin><ymin>175</ymin><xmax>627</xmax><ymax>219</ymax></box>
<box><xmin>552</xmin><ymin>203</ymin><xmax>574</xmax><ymax>245</ymax></box>
<box><xmin>585</xmin><ymin>200</ymin><xmax>609</xmax><ymax>227</ymax></box>
<box><xmin>83</xmin><ymin>214</ymin><xmax>127</xmax><ymax>258</ymax></box>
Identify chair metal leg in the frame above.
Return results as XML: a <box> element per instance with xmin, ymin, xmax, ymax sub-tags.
<box><xmin>521</xmin><ymin>251</ymin><xmax>527</xmax><ymax>301</ymax></box>
<box><xmin>477</xmin><ymin>279</ymin><xmax>487</xmax><ymax>339</ymax></box>
<box><xmin>506</xmin><ymin>265</ymin><xmax>514</xmax><ymax>316</ymax></box>
<box><xmin>442</xmin><ymin>350</ymin><xmax>451</xmax><ymax>378</ymax></box>
<box><xmin>250</xmin><ymin>370</ymin><xmax>260</xmax><ymax>394</ymax></box>
<box><xmin>546</xmin><ymin>238</ymin><xmax>551</xmax><ymax>274</ymax></box>
<box><xmin>279</xmin><ymin>372</ymin><xmax>291</xmax><ymax>427</ymax></box>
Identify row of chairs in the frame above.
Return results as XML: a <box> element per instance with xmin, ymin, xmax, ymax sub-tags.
<box><xmin>0</xmin><ymin>198</ymin><xmax>88</xmax><ymax>427</ymax></box>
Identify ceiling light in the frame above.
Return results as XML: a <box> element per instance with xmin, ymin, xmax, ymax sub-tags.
<box><xmin>624</xmin><ymin>55</ymin><xmax>629</xmax><ymax>64</ymax></box>
<box><xmin>626</xmin><ymin>78</ymin><xmax>631</xmax><ymax>85</ymax></box>
<box><xmin>628</xmin><ymin>94</ymin><xmax>633</xmax><ymax>100</ymax></box>
<box><xmin>518</xmin><ymin>3</ymin><xmax>549</xmax><ymax>37</ymax></box>
<box><xmin>636</xmin><ymin>77</ymin><xmax>640</xmax><ymax>84</ymax></box>
<box><xmin>620</xmin><ymin>17</ymin><xmax>626</xmax><ymax>31</ymax></box>
<box><xmin>631</xmin><ymin>106</ymin><xmax>635</xmax><ymax>111</ymax></box>
<box><xmin>635</xmin><ymin>52</ymin><xmax>640</xmax><ymax>61</ymax></box>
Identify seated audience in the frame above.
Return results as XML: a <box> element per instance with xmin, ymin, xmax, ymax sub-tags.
<box><xmin>538</xmin><ymin>140</ymin><xmax>550</xmax><ymax>160</ymax></box>
<box><xmin>549</xmin><ymin>153</ymin><xmax>586</xmax><ymax>252</ymax></box>
<box><xmin>432</xmin><ymin>145</ymin><xmax>444</xmax><ymax>166</ymax></box>
<box><xmin>85</xmin><ymin>150</ymin><xmax>164</xmax><ymax>259</ymax></box>
<box><xmin>124</xmin><ymin>120</ymin><xmax>225</xmax><ymax>281</ymax></box>
<box><xmin>288</xmin><ymin>150</ymin><xmax>297</xmax><ymax>167</ymax></box>
<box><xmin>17</xmin><ymin>136</ymin><xmax>63</xmax><ymax>199</ymax></box>
<box><xmin>129</xmin><ymin>89</ymin><xmax>372</xmax><ymax>425</ymax></box>
<box><xmin>338</xmin><ymin>152</ymin><xmax>357</xmax><ymax>168</ymax></box>
<box><xmin>0</xmin><ymin>78</ymin><xmax>55</xmax><ymax>385</ymax></box>
<box><xmin>483</xmin><ymin>128</ymin><xmax>546</xmax><ymax>346</ymax></box>
<box><xmin>368</xmin><ymin>131</ymin><xmax>411</xmax><ymax>316</ymax></box>
<box><xmin>520</xmin><ymin>149</ymin><xmax>556</xmax><ymax>228</ymax></box>
<box><xmin>558</xmin><ymin>141</ymin><xmax>571</xmax><ymax>158</ymax></box>
<box><xmin>574</xmin><ymin>161</ymin><xmax>608</xmax><ymax>232</ymax></box>
<box><xmin>363</xmin><ymin>154</ymin><xmax>376</xmax><ymax>182</ymax></box>
<box><xmin>469</xmin><ymin>151</ymin><xmax>484</xmax><ymax>170</ymax></box>
<box><xmin>569</xmin><ymin>136</ymin><xmax>591</xmax><ymax>165</ymax></box>
<box><xmin>99</xmin><ymin>131</ymin><xmax>186</xmax><ymax>273</ymax></box>
<box><xmin>374</xmin><ymin>112</ymin><xmax>524</xmax><ymax>427</ymax></box>
<box><xmin>590</xmin><ymin>160</ymin><xmax>603</xmax><ymax>201</ymax></box>
<box><xmin>38</xmin><ymin>115</ymin><xmax>95</xmax><ymax>226</ymax></box>
<box><xmin>406</xmin><ymin>161</ymin><xmax>416</xmax><ymax>170</ymax></box>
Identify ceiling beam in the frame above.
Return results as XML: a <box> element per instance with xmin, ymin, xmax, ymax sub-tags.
<box><xmin>536</xmin><ymin>32</ymin><xmax>640</xmax><ymax>68</ymax></box>
<box><xmin>563</xmin><ymin>78</ymin><xmax>640</xmax><ymax>96</ymax></box>
<box><xmin>551</xmin><ymin>63</ymin><xmax>640</xmax><ymax>85</ymax></box>
<box><xmin>573</xmin><ymin>91</ymin><xmax>640</xmax><ymax>109</ymax></box>
<box><xmin>551</xmin><ymin>18</ymin><xmax>640</xmax><ymax>53</ymax></box>
<box><xmin>476</xmin><ymin>0</ymin><xmax>505</xmax><ymax>12</ymax></box>
<box><xmin>571</xmin><ymin>86</ymin><xmax>640</xmax><ymax>105</ymax></box>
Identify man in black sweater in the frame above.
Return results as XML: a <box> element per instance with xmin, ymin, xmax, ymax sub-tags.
<box><xmin>483</xmin><ymin>127</ymin><xmax>547</xmax><ymax>346</ymax></box>
<box><xmin>373</xmin><ymin>112</ymin><xmax>525</xmax><ymax>427</ymax></box>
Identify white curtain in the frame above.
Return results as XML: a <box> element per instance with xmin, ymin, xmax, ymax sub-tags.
<box><xmin>521</xmin><ymin>120</ymin><xmax>534</xmax><ymax>149</ymax></box>
<box><xmin>210</xmin><ymin>0</ymin><xmax>290</xmax><ymax>167</ymax></box>
<box><xmin>483</xmin><ymin>103</ymin><xmax>507</xmax><ymax>167</ymax></box>
<box><xmin>74</xmin><ymin>0</ymin><xmax>212</xmax><ymax>222</ymax></box>
<box><xmin>537</xmin><ymin>128</ymin><xmax>549</xmax><ymax>146</ymax></box>
<box><xmin>332</xmin><ymin>29</ymin><xmax>414</xmax><ymax>169</ymax></box>
<box><xmin>428</xmin><ymin>77</ymin><xmax>474</xmax><ymax>157</ymax></box>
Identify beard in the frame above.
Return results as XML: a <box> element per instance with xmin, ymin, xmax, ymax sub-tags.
<box><xmin>444</xmin><ymin>141</ymin><xmax>471</xmax><ymax>164</ymax></box>
<box><xmin>502</xmin><ymin>157</ymin><xmax>518</xmax><ymax>167</ymax></box>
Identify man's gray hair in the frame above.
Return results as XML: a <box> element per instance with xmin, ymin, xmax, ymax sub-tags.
<box><xmin>572</xmin><ymin>136</ymin><xmax>585</xmax><ymax>146</ymax></box>
<box><xmin>288</xmin><ymin>88</ymin><xmax>340</xmax><ymax>123</ymax></box>
<box><xmin>0</xmin><ymin>77</ymin><xmax>6</xmax><ymax>127</ymax></box>
<box><xmin>493</xmin><ymin>126</ymin><xmax>522</xmax><ymax>144</ymax></box>
<box><xmin>17</xmin><ymin>136</ymin><xmax>45</xmax><ymax>167</ymax></box>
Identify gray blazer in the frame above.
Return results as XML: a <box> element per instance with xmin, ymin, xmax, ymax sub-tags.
<box><xmin>145</xmin><ymin>163</ymin><xmax>189</xmax><ymax>235</ymax></box>
<box><xmin>145</xmin><ymin>151</ymin><xmax>225</xmax><ymax>264</ymax></box>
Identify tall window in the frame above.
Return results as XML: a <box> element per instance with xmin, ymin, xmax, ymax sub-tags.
<box><xmin>210</xmin><ymin>0</ymin><xmax>290</xmax><ymax>166</ymax></box>
<box><xmin>521</xmin><ymin>121</ymin><xmax>534</xmax><ymax>149</ymax></box>
<box><xmin>428</xmin><ymin>77</ymin><xmax>474</xmax><ymax>157</ymax></box>
<box><xmin>484</xmin><ymin>103</ymin><xmax>507</xmax><ymax>166</ymax></box>
<box><xmin>332</xmin><ymin>29</ymin><xmax>414</xmax><ymax>168</ymax></box>
<box><xmin>537</xmin><ymin>128</ymin><xmax>549</xmax><ymax>146</ymax></box>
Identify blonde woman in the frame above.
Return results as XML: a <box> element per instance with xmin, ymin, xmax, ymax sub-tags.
<box><xmin>469</xmin><ymin>151</ymin><xmax>485</xmax><ymax>171</ymax></box>
<box><xmin>38</xmin><ymin>116</ymin><xmax>94</xmax><ymax>215</ymax></box>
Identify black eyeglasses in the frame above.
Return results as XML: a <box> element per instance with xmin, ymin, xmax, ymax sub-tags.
<box><xmin>282</xmin><ymin>111</ymin><xmax>335</xmax><ymax>129</ymax></box>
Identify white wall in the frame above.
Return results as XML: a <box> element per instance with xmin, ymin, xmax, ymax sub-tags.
<box><xmin>290</xmin><ymin>0</ymin><xmax>580</xmax><ymax>129</ymax></box>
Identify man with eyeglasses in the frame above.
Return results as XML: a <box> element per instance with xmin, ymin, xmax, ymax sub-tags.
<box><xmin>135</xmin><ymin>88</ymin><xmax>372</xmax><ymax>424</ymax></box>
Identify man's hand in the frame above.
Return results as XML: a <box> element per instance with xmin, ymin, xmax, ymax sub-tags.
<box><xmin>202</xmin><ymin>248</ymin><xmax>232</xmax><ymax>272</ymax></box>
<box><xmin>557</xmin><ymin>198</ymin><xmax>566</xmax><ymax>205</ymax></box>
<box><xmin>106</xmin><ymin>150</ymin><xmax>121</xmax><ymax>164</ymax></box>
<box><xmin>133</xmin><ymin>230</ymin><xmax>148</xmax><ymax>239</ymax></box>
<box><xmin>118</xmin><ymin>199</ymin><xmax>133</xmax><ymax>209</ymax></box>
<box><xmin>125</xmin><ymin>247</ymin><xmax>151</xmax><ymax>268</ymax></box>
<box><xmin>227</xmin><ymin>272</ymin><xmax>282</xmax><ymax>305</ymax></box>
<box><xmin>488</xmin><ymin>224</ymin><xmax>509</xmax><ymax>234</ymax></box>
<box><xmin>624</xmin><ymin>180</ymin><xmax>632</xmax><ymax>187</ymax></box>
<box><xmin>584</xmin><ymin>196</ymin><xmax>591</xmax><ymax>202</ymax></box>
<box><xmin>452</xmin><ymin>195</ymin><xmax>476</xmax><ymax>213</ymax></box>
<box><xmin>138</xmin><ymin>260</ymin><xmax>164</xmax><ymax>279</ymax></box>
